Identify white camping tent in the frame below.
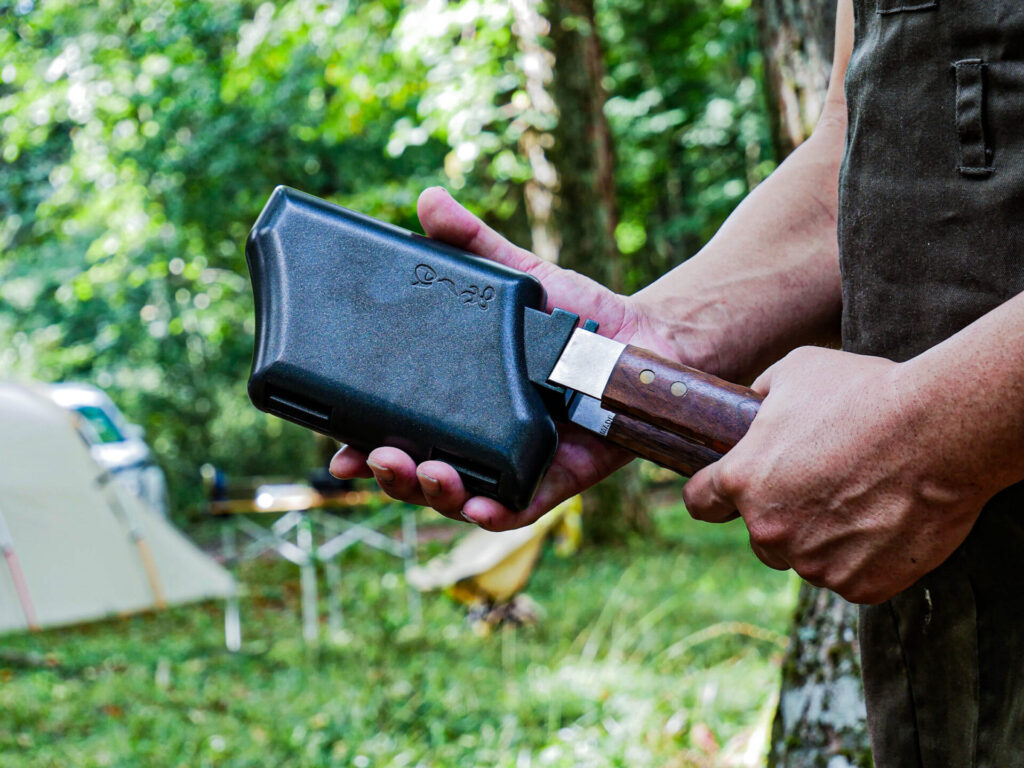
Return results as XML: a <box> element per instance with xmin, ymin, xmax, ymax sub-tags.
<box><xmin>0</xmin><ymin>381</ymin><xmax>235</xmax><ymax>635</ymax></box>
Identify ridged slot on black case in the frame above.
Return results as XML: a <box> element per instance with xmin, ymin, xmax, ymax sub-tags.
<box><xmin>264</xmin><ymin>385</ymin><xmax>332</xmax><ymax>434</ymax></box>
<box><xmin>430</xmin><ymin>448</ymin><xmax>501</xmax><ymax>496</ymax></box>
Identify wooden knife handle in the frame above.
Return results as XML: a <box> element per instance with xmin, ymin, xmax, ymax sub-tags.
<box><xmin>603</xmin><ymin>345</ymin><xmax>762</xmax><ymax>454</ymax></box>
<box><xmin>603</xmin><ymin>411</ymin><xmax>724</xmax><ymax>477</ymax></box>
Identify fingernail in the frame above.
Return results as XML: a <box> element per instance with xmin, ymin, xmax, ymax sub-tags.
<box><xmin>419</xmin><ymin>473</ymin><xmax>441</xmax><ymax>497</ymax></box>
<box><xmin>328</xmin><ymin>448</ymin><xmax>346</xmax><ymax>478</ymax></box>
<box><xmin>367</xmin><ymin>459</ymin><xmax>394</xmax><ymax>485</ymax></box>
<box><xmin>460</xmin><ymin>511</ymin><xmax>474</xmax><ymax>523</ymax></box>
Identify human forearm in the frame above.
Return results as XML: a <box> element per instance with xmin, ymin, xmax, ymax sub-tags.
<box><xmin>631</xmin><ymin>0</ymin><xmax>853</xmax><ymax>382</ymax></box>
<box><xmin>895</xmin><ymin>291</ymin><xmax>1024</xmax><ymax>502</ymax></box>
<box><xmin>631</xmin><ymin>118</ymin><xmax>846</xmax><ymax>382</ymax></box>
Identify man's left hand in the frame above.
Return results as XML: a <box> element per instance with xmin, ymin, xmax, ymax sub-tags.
<box><xmin>683</xmin><ymin>346</ymin><xmax>987</xmax><ymax>604</ymax></box>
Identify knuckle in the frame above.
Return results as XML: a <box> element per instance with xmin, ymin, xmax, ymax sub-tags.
<box><xmin>787</xmin><ymin>345</ymin><xmax>816</xmax><ymax>363</ymax></box>
<box><xmin>747</xmin><ymin>517</ymin><xmax>786</xmax><ymax>549</ymax></box>
<box><xmin>859</xmin><ymin>587</ymin><xmax>892</xmax><ymax>606</ymax></box>
<box><xmin>780</xmin><ymin>345</ymin><xmax>825</xmax><ymax>374</ymax></box>
<box><xmin>837</xmin><ymin>585</ymin><xmax>869</xmax><ymax>604</ymax></box>
<box><xmin>749</xmin><ymin>541</ymin><xmax>787</xmax><ymax>571</ymax></box>
<box><xmin>714</xmin><ymin>460</ymin><xmax>745</xmax><ymax>498</ymax></box>
<box><xmin>820</xmin><ymin>557</ymin><xmax>883</xmax><ymax>603</ymax></box>
<box><xmin>796</xmin><ymin>561</ymin><xmax>828</xmax><ymax>587</ymax></box>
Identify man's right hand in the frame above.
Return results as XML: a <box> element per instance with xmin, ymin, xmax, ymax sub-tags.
<box><xmin>329</xmin><ymin>186</ymin><xmax>690</xmax><ymax>531</ymax></box>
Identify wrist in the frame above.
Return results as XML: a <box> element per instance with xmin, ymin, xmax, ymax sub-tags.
<box><xmin>623</xmin><ymin>292</ymin><xmax>726</xmax><ymax>375</ymax></box>
<box><xmin>888</xmin><ymin>355</ymin><xmax>1005</xmax><ymax>508</ymax></box>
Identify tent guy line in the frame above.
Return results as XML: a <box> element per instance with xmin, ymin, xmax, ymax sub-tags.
<box><xmin>0</xmin><ymin>504</ymin><xmax>39</xmax><ymax>631</ymax></box>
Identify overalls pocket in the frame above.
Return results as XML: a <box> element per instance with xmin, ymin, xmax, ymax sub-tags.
<box><xmin>953</xmin><ymin>59</ymin><xmax>994</xmax><ymax>178</ymax></box>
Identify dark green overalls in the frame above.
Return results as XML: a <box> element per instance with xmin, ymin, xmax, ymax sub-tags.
<box><xmin>840</xmin><ymin>1</ymin><xmax>1024</xmax><ymax>765</ymax></box>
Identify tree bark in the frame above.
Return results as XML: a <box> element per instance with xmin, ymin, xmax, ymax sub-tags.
<box><xmin>758</xmin><ymin>0</ymin><xmax>836</xmax><ymax>159</ymax></box>
<box><xmin>769</xmin><ymin>586</ymin><xmax>871</xmax><ymax>768</ymax></box>
<box><xmin>511</xmin><ymin>0</ymin><xmax>562</xmax><ymax>264</ymax></box>
<box><xmin>756</xmin><ymin>1</ymin><xmax>871</xmax><ymax>765</ymax></box>
<box><xmin>547</xmin><ymin>0</ymin><xmax>621</xmax><ymax>290</ymax></box>
<box><xmin>545</xmin><ymin>0</ymin><xmax>649</xmax><ymax>540</ymax></box>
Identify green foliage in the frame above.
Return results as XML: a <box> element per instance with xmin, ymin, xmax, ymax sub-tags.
<box><xmin>0</xmin><ymin>0</ymin><xmax>446</xmax><ymax>514</ymax></box>
<box><xmin>599</xmin><ymin>0</ymin><xmax>775</xmax><ymax>289</ymax></box>
<box><xmin>0</xmin><ymin>505</ymin><xmax>797</xmax><ymax>766</ymax></box>
<box><xmin>0</xmin><ymin>0</ymin><xmax>772</xmax><ymax>516</ymax></box>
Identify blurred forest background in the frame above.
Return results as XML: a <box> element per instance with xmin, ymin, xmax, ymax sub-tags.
<box><xmin>1</xmin><ymin>1</ymin><xmax>872</xmax><ymax>766</ymax></box>
<box><xmin>0</xmin><ymin>0</ymin><xmax>770</xmax><ymax>515</ymax></box>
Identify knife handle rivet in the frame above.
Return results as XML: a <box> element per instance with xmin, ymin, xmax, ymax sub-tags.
<box><xmin>671</xmin><ymin>381</ymin><xmax>688</xmax><ymax>397</ymax></box>
<box><xmin>639</xmin><ymin>369</ymin><xmax>656</xmax><ymax>385</ymax></box>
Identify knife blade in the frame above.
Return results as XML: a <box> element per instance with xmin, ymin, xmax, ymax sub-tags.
<box><xmin>566</xmin><ymin>392</ymin><xmax>725</xmax><ymax>476</ymax></box>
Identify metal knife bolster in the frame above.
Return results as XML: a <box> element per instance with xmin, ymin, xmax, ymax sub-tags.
<box><xmin>535</xmin><ymin>316</ymin><xmax>761</xmax><ymax>463</ymax></box>
<box><xmin>522</xmin><ymin>311</ymin><xmax>623</xmax><ymax>392</ymax></box>
<box><xmin>523</xmin><ymin>312</ymin><xmax>627</xmax><ymax>405</ymax></box>
<box><xmin>547</xmin><ymin>328</ymin><xmax>626</xmax><ymax>399</ymax></box>
<box><xmin>524</xmin><ymin>313</ymin><xmax>733</xmax><ymax>477</ymax></box>
<box><xmin>524</xmin><ymin>311</ymin><xmax>624</xmax><ymax>421</ymax></box>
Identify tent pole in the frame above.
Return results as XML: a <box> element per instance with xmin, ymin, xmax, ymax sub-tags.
<box><xmin>0</xmin><ymin>506</ymin><xmax>40</xmax><ymax>631</ymax></box>
<box><xmin>221</xmin><ymin>523</ymin><xmax>242</xmax><ymax>652</ymax></box>
<box><xmin>134</xmin><ymin>536</ymin><xmax>168</xmax><ymax>609</ymax></box>
<box><xmin>104</xmin><ymin>481</ymin><xmax>168</xmax><ymax>609</ymax></box>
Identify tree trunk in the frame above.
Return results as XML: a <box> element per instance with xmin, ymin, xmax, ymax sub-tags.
<box><xmin>547</xmin><ymin>0</ymin><xmax>620</xmax><ymax>290</ymax></box>
<box><xmin>511</xmin><ymin>0</ymin><xmax>562</xmax><ymax>264</ymax></box>
<box><xmin>758</xmin><ymin>0</ymin><xmax>836</xmax><ymax>159</ymax></box>
<box><xmin>770</xmin><ymin>586</ymin><xmax>871</xmax><ymax>768</ymax></box>
<box><xmin>756</xmin><ymin>1</ymin><xmax>871</xmax><ymax>765</ymax></box>
<box><xmin>545</xmin><ymin>0</ymin><xmax>650</xmax><ymax>540</ymax></box>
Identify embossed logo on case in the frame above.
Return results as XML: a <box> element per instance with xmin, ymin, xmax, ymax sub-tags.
<box><xmin>412</xmin><ymin>264</ymin><xmax>495</xmax><ymax>310</ymax></box>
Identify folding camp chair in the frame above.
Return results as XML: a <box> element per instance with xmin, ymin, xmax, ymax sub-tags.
<box><xmin>208</xmin><ymin>478</ymin><xmax>419</xmax><ymax>646</ymax></box>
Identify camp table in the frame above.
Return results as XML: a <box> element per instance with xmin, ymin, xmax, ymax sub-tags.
<box><xmin>211</xmin><ymin>486</ymin><xmax>419</xmax><ymax>645</ymax></box>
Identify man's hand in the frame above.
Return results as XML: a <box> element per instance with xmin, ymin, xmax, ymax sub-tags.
<box><xmin>683</xmin><ymin>346</ymin><xmax>988</xmax><ymax>604</ymax></box>
<box><xmin>330</xmin><ymin>186</ymin><xmax>693</xmax><ymax>531</ymax></box>
<box><xmin>329</xmin><ymin>37</ymin><xmax>852</xmax><ymax>533</ymax></box>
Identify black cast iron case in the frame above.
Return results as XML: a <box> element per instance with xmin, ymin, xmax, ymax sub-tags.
<box><xmin>246</xmin><ymin>187</ymin><xmax>564</xmax><ymax>510</ymax></box>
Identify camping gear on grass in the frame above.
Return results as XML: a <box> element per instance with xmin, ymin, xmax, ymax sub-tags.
<box><xmin>0</xmin><ymin>382</ymin><xmax>236</xmax><ymax>641</ymax></box>
<box><xmin>208</xmin><ymin>481</ymin><xmax>419</xmax><ymax>645</ymax></box>
<box><xmin>407</xmin><ymin>495</ymin><xmax>581</xmax><ymax>632</ymax></box>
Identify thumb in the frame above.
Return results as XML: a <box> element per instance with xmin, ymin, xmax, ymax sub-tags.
<box><xmin>682</xmin><ymin>461</ymin><xmax>739</xmax><ymax>524</ymax></box>
<box><xmin>417</xmin><ymin>187</ymin><xmax>637</xmax><ymax>338</ymax></box>
<box><xmin>417</xmin><ymin>187</ymin><xmax>548</xmax><ymax>278</ymax></box>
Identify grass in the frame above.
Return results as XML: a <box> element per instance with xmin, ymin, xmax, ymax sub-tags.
<box><xmin>0</xmin><ymin>500</ymin><xmax>797</xmax><ymax>767</ymax></box>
